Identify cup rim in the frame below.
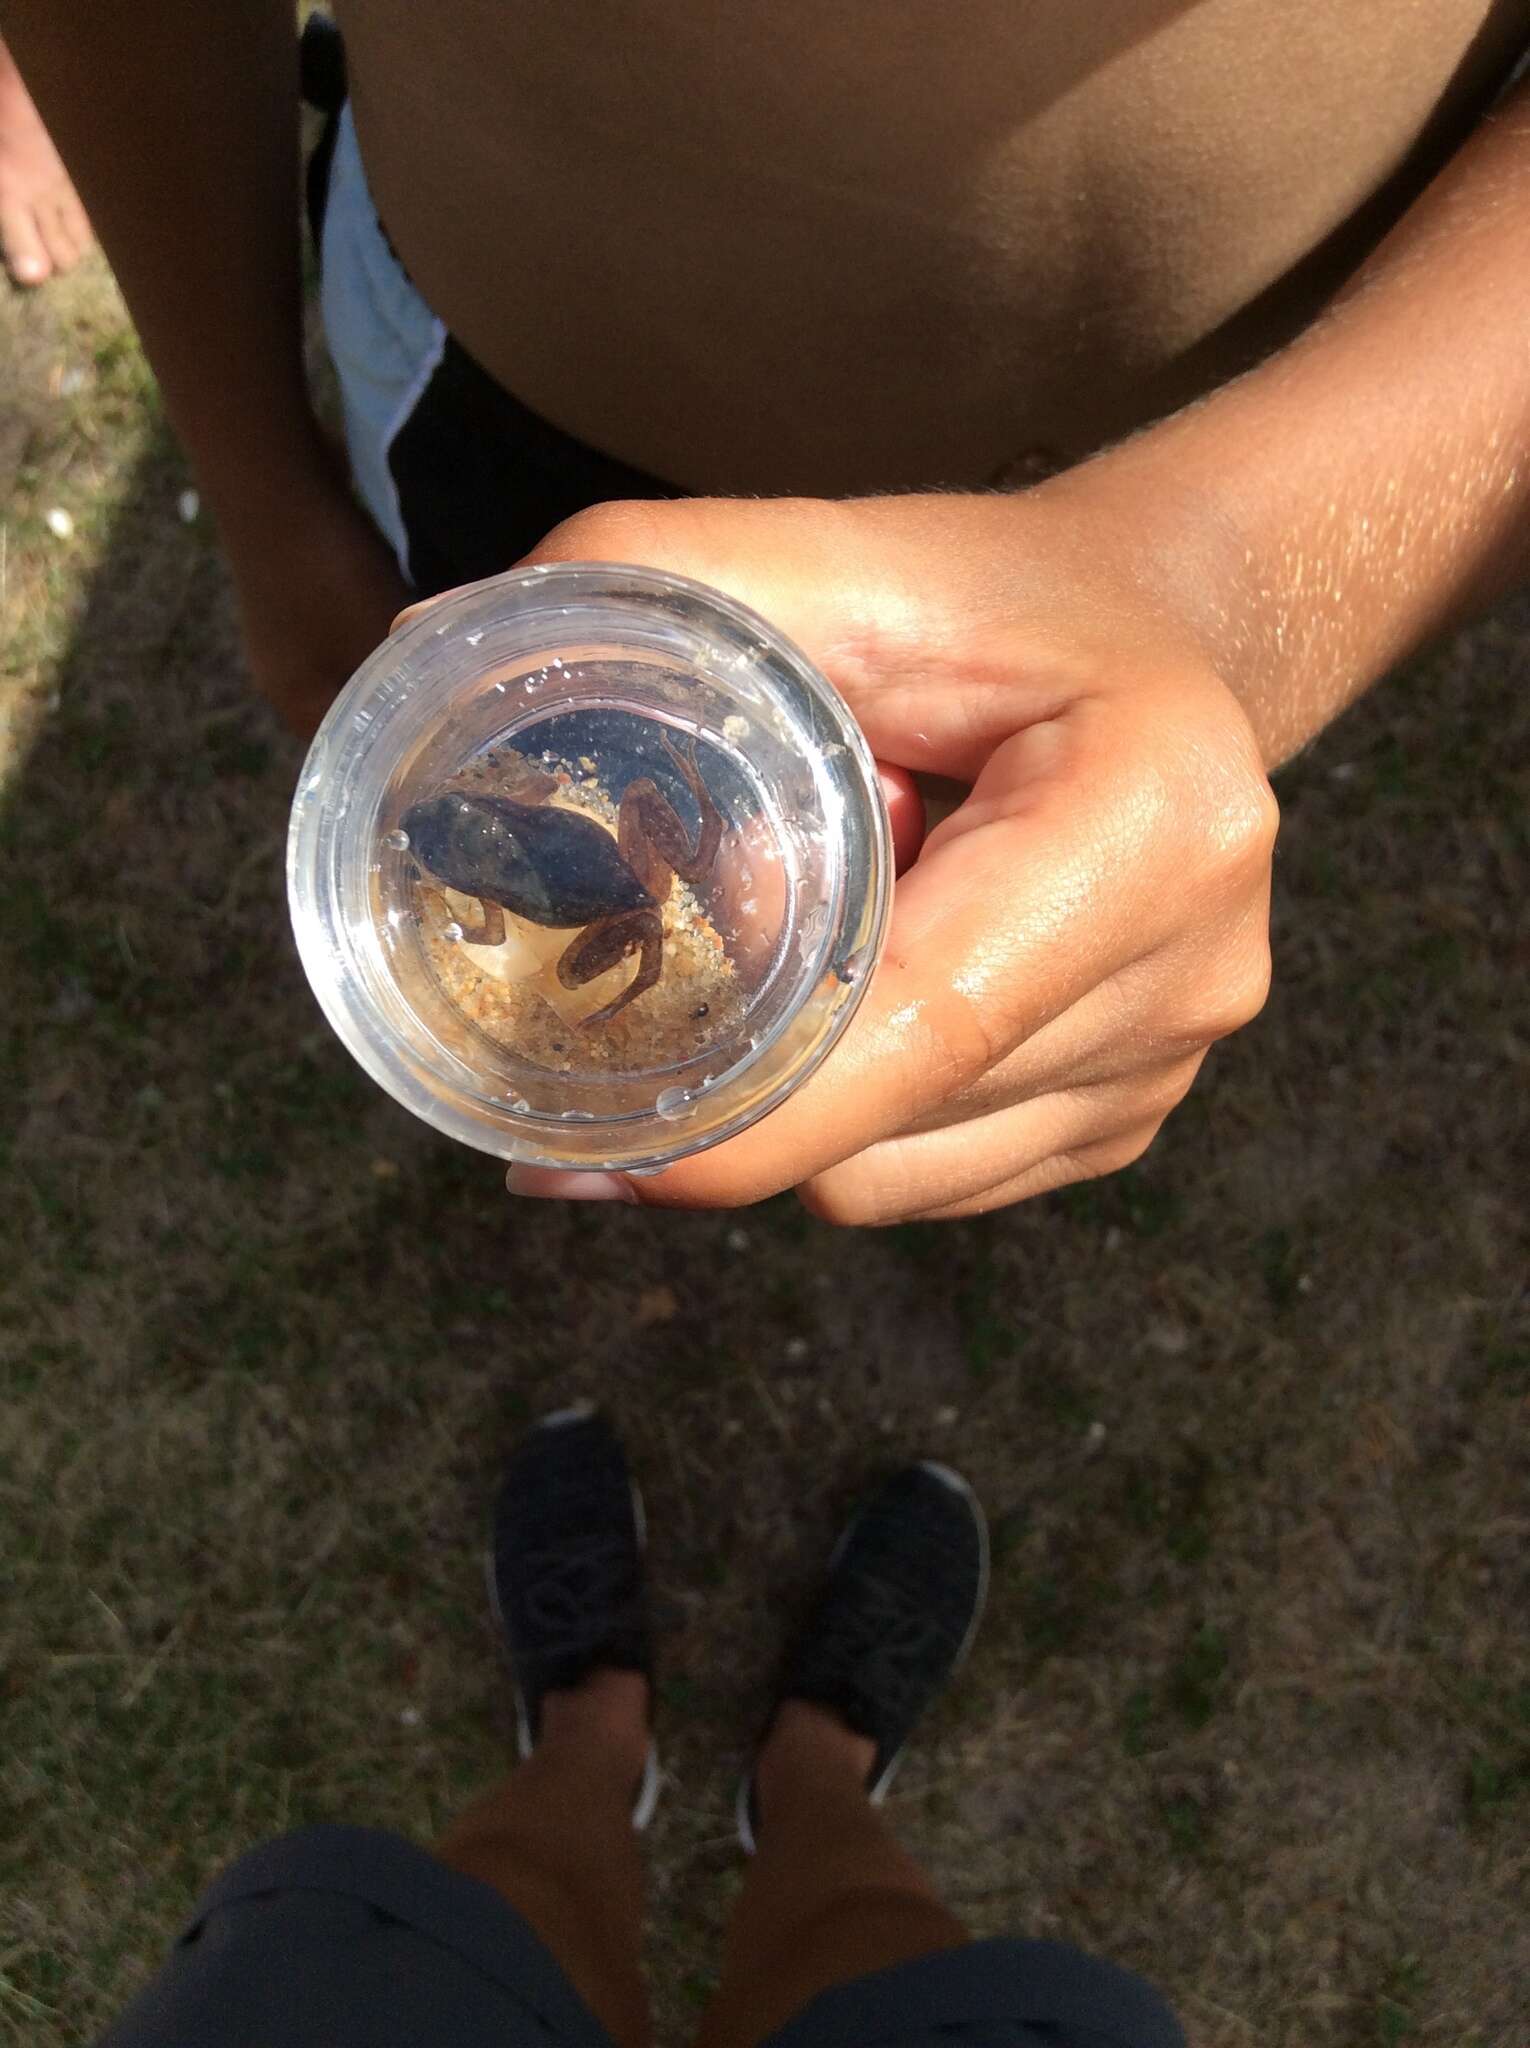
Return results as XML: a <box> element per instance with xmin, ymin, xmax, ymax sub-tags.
<box><xmin>286</xmin><ymin>561</ymin><xmax>892</xmax><ymax>1169</ymax></box>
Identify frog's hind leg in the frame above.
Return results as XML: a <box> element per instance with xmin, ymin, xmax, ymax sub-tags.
<box><xmin>617</xmin><ymin>733</ymin><xmax>725</xmax><ymax>895</ymax></box>
<box><xmin>456</xmin><ymin>898</ymin><xmax>506</xmax><ymax>946</ymax></box>
<box><xmin>418</xmin><ymin>883</ymin><xmax>506</xmax><ymax>946</ymax></box>
<box><xmin>557</xmin><ymin>908</ymin><xmax>664</xmax><ymax>1027</ymax></box>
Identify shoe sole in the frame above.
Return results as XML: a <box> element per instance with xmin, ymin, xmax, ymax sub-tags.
<box><xmin>484</xmin><ymin>1403</ymin><xmax>661</xmax><ymax>1831</ymax></box>
<box><xmin>736</xmin><ymin>1459</ymin><xmax>990</xmax><ymax>1854</ymax></box>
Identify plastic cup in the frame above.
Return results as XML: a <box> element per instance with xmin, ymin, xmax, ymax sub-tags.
<box><xmin>287</xmin><ymin>562</ymin><xmax>890</xmax><ymax>1172</ymax></box>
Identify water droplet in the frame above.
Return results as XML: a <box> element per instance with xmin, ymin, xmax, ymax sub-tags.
<box><xmin>655</xmin><ymin>1086</ymin><xmax>692</xmax><ymax>1121</ymax></box>
<box><xmin>837</xmin><ymin>947</ymin><xmax>871</xmax><ymax>985</ymax></box>
<box><xmin>465</xmin><ymin>630</ymin><xmax>484</xmax><ymax>647</ymax></box>
<box><xmin>523</xmin><ymin>677</ymin><xmax>537</xmax><ymax>692</ymax></box>
<box><xmin>560</xmin><ymin>1108</ymin><xmax>595</xmax><ymax>1122</ymax></box>
<box><xmin>384</xmin><ymin>828</ymin><xmax>410</xmax><ymax>852</ymax></box>
<box><xmin>494</xmin><ymin>680</ymin><xmax>507</xmax><ymax>693</ymax></box>
<box><xmin>722</xmin><ymin>714</ymin><xmax>750</xmax><ymax>741</ymax></box>
<box><xmin>507</xmin><ymin>1094</ymin><xmax>531</xmax><ymax>1113</ymax></box>
<box><xmin>739</xmin><ymin>866</ymin><xmax>754</xmax><ymax>887</ymax></box>
<box><xmin>443</xmin><ymin>921</ymin><xmax>464</xmax><ymax>943</ymax></box>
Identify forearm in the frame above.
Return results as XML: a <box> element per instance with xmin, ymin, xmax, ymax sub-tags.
<box><xmin>1059</xmin><ymin>80</ymin><xmax>1530</xmax><ymax>768</ymax></box>
<box><xmin>5</xmin><ymin>0</ymin><xmax>324</xmax><ymax>532</ymax></box>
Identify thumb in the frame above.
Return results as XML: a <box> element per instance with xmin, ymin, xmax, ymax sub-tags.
<box><xmin>390</xmin><ymin>495</ymin><xmax>879</xmax><ymax>684</ymax></box>
<box><xmin>523</xmin><ymin>493</ymin><xmax>926</xmax><ymax>669</ymax></box>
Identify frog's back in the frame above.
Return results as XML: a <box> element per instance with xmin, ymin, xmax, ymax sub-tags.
<box><xmin>402</xmin><ymin>791</ymin><xmax>653</xmax><ymax>927</ymax></box>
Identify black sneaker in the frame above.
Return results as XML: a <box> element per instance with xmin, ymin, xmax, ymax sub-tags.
<box><xmin>488</xmin><ymin>1404</ymin><xmax>659</xmax><ymax>1827</ymax></box>
<box><xmin>738</xmin><ymin>1462</ymin><xmax>989</xmax><ymax>1852</ymax></box>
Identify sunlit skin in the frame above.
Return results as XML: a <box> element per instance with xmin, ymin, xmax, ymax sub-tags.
<box><xmin>14</xmin><ymin>0</ymin><xmax>1530</xmax><ymax>1220</ymax></box>
<box><xmin>0</xmin><ymin>34</ymin><xmax>91</xmax><ymax>284</ymax></box>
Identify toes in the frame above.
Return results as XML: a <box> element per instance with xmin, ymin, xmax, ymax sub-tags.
<box><xmin>1</xmin><ymin>201</ymin><xmax>51</xmax><ymax>285</ymax></box>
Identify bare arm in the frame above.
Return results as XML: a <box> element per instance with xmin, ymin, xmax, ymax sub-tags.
<box><xmin>5</xmin><ymin>0</ymin><xmax>407</xmax><ymax>732</ymax></box>
<box><xmin>1058</xmin><ymin>78</ymin><xmax>1530</xmax><ymax>768</ymax></box>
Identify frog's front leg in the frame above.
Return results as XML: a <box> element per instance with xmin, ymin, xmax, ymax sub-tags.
<box><xmin>420</xmin><ymin>884</ymin><xmax>507</xmax><ymax>947</ymax></box>
<box><xmin>617</xmin><ymin>734</ymin><xmax>724</xmax><ymax>899</ymax></box>
<box><xmin>556</xmin><ymin>908</ymin><xmax>664</xmax><ymax>1027</ymax></box>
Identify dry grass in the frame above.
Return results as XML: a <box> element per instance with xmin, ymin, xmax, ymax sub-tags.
<box><xmin>1</xmin><ymin>258</ymin><xmax>1527</xmax><ymax>2048</ymax></box>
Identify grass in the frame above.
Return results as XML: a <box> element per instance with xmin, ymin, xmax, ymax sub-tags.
<box><xmin>3</xmin><ymin>258</ymin><xmax>1530</xmax><ymax>2048</ymax></box>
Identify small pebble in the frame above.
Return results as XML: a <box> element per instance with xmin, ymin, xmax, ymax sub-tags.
<box><xmin>45</xmin><ymin>506</ymin><xmax>75</xmax><ymax>540</ymax></box>
<box><xmin>785</xmin><ymin>1337</ymin><xmax>809</xmax><ymax>1362</ymax></box>
<box><xmin>934</xmin><ymin>1405</ymin><xmax>959</xmax><ymax>1426</ymax></box>
<box><xmin>1084</xmin><ymin>1419</ymin><xmax>1108</xmax><ymax>1453</ymax></box>
<box><xmin>725</xmin><ymin>1226</ymin><xmax>750</xmax><ymax>1252</ymax></box>
<box><xmin>177</xmin><ymin>489</ymin><xmax>200</xmax><ymax>524</ymax></box>
<box><xmin>399</xmin><ymin>1707</ymin><xmax>422</xmax><ymax>1728</ymax></box>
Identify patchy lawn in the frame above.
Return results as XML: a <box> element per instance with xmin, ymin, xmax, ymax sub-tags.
<box><xmin>1</xmin><ymin>259</ymin><xmax>1527</xmax><ymax>2048</ymax></box>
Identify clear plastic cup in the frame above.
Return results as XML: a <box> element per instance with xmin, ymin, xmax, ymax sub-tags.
<box><xmin>287</xmin><ymin>563</ymin><xmax>891</xmax><ymax>1173</ymax></box>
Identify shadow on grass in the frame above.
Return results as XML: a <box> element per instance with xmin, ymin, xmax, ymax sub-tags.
<box><xmin>3</xmin><ymin>422</ymin><xmax>1529</xmax><ymax>2043</ymax></box>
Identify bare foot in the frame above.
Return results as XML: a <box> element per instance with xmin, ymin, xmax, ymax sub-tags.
<box><xmin>0</xmin><ymin>35</ymin><xmax>92</xmax><ymax>286</ymax></box>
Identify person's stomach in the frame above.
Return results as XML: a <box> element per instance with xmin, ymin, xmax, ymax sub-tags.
<box><xmin>338</xmin><ymin>0</ymin><xmax>1528</xmax><ymax>495</ymax></box>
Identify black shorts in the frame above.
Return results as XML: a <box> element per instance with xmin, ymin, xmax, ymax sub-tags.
<box><xmin>385</xmin><ymin>337</ymin><xmax>681</xmax><ymax>598</ymax></box>
<box><xmin>98</xmin><ymin>1826</ymin><xmax>1186</xmax><ymax>2048</ymax></box>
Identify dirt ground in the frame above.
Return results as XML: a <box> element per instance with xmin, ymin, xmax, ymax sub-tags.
<box><xmin>1</xmin><ymin>260</ymin><xmax>1527</xmax><ymax>2048</ymax></box>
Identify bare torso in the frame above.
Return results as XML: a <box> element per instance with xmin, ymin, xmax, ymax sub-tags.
<box><xmin>336</xmin><ymin>0</ymin><xmax>1529</xmax><ymax>493</ymax></box>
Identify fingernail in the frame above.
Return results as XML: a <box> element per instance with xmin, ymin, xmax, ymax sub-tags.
<box><xmin>505</xmin><ymin>1165</ymin><xmax>639</xmax><ymax>1204</ymax></box>
<box><xmin>391</xmin><ymin>583</ymin><xmax>471</xmax><ymax>634</ymax></box>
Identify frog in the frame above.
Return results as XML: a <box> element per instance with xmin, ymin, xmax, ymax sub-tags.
<box><xmin>399</xmin><ymin>733</ymin><xmax>724</xmax><ymax>1027</ymax></box>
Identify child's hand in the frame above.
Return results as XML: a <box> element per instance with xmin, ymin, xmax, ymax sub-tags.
<box><xmin>499</xmin><ymin>488</ymin><xmax>1278</xmax><ymax>1223</ymax></box>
